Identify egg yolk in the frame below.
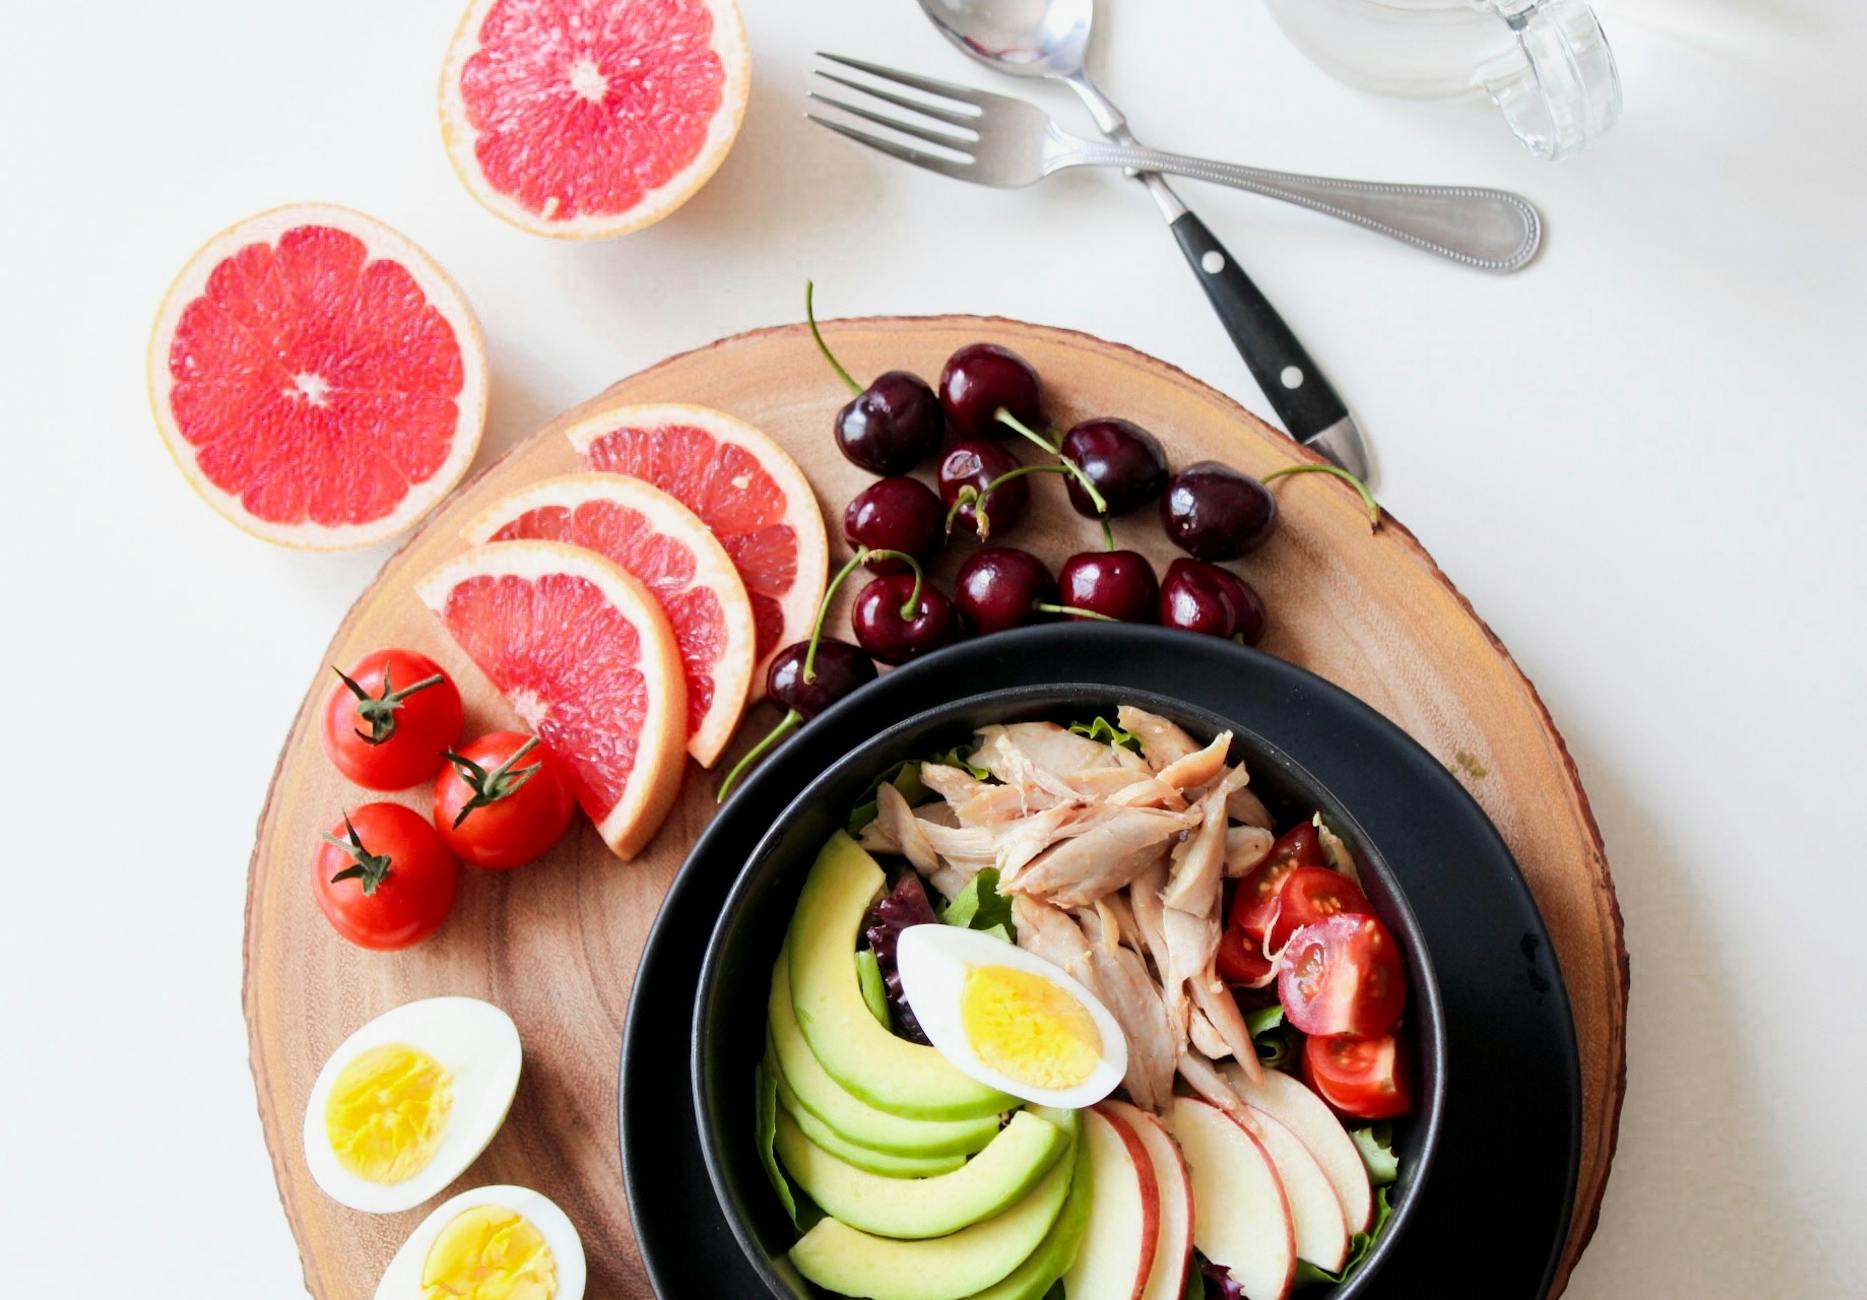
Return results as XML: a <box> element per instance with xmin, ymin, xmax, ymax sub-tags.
<box><xmin>324</xmin><ymin>1043</ymin><xmax>452</xmax><ymax>1184</ymax></box>
<box><xmin>960</xmin><ymin>965</ymin><xmax>1102</xmax><ymax>1089</ymax></box>
<box><xmin>421</xmin><ymin>1204</ymin><xmax>557</xmax><ymax>1300</ymax></box>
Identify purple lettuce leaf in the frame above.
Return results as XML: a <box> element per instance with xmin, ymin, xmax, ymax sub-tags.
<box><xmin>863</xmin><ymin>871</ymin><xmax>939</xmax><ymax>1044</ymax></box>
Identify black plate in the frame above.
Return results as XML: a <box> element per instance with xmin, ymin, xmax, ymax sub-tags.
<box><xmin>621</xmin><ymin>626</ymin><xmax>1581</xmax><ymax>1298</ymax></box>
<box><xmin>692</xmin><ymin>684</ymin><xmax>1448</xmax><ymax>1299</ymax></box>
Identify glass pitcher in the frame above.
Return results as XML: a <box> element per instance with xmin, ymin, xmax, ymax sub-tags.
<box><xmin>1264</xmin><ymin>0</ymin><xmax>1622</xmax><ymax>160</ymax></box>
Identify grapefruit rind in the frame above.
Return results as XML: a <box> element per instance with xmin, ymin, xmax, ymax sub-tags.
<box><xmin>562</xmin><ymin>401</ymin><xmax>828</xmax><ymax>694</ymax></box>
<box><xmin>415</xmin><ymin>539</ymin><xmax>688</xmax><ymax>861</ymax></box>
<box><xmin>147</xmin><ymin>203</ymin><xmax>488</xmax><ymax>551</ymax></box>
<box><xmin>460</xmin><ymin>472</ymin><xmax>757</xmax><ymax>769</ymax></box>
<box><xmin>437</xmin><ymin>0</ymin><xmax>752</xmax><ymax>240</ymax></box>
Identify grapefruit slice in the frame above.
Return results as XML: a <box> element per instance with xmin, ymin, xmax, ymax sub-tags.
<box><xmin>417</xmin><ymin>539</ymin><xmax>688</xmax><ymax>860</ymax></box>
<box><xmin>440</xmin><ymin>0</ymin><xmax>751</xmax><ymax>238</ymax></box>
<box><xmin>565</xmin><ymin>402</ymin><xmax>827</xmax><ymax>689</ymax></box>
<box><xmin>148</xmin><ymin>204</ymin><xmax>487</xmax><ymax>549</ymax></box>
<box><xmin>462</xmin><ymin>473</ymin><xmax>756</xmax><ymax>769</ymax></box>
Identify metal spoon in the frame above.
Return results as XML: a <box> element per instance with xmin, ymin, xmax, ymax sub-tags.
<box><xmin>915</xmin><ymin>0</ymin><xmax>1371</xmax><ymax>479</ymax></box>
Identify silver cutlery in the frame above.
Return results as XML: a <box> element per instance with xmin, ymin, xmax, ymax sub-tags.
<box><xmin>810</xmin><ymin>56</ymin><xmax>1541</xmax><ymax>275</ymax></box>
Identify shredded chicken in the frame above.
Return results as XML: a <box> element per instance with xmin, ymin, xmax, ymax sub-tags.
<box><xmin>857</xmin><ymin>708</ymin><xmax>1310</xmax><ymax>1114</ymax></box>
<box><xmin>1118</xmin><ymin>705</ymin><xmax>1201</xmax><ymax>770</ymax></box>
<box><xmin>1225</xmin><ymin>824</ymin><xmax>1275</xmax><ymax>876</ymax></box>
<box><xmin>1156</xmin><ymin>730</ymin><xmax>1234</xmax><ymax>791</ymax></box>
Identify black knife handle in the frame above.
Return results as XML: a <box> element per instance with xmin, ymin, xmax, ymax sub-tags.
<box><xmin>1169</xmin><ymin>211</ymin><xmax>1348</xmax><ymax>443</ymax></box>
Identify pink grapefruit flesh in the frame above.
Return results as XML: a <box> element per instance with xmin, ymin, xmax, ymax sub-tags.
<box><xmin>462</xmin><ymin>473</ymin><xmax>756</xmax><ymax>769</ymax></box>
<box><xmin>148</xmin><ymin>204</ymin><xmax>487</xmax><ymax>549</ymax></box>
<box><xmin>565</xmin><ymin>402</ymin><xmax>827</xmax><ymax>691</ymax></box>
<box><xmin>440</xmin><ymin>0</ymin><xmax>751</xmax><ymax>238</ymax></box>
<box><xmin>417</xmin><ymin>539</ymin><xmax>688</xmax><ymax>860</ymax></box>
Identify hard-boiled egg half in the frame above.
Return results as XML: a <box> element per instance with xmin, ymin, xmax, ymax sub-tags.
<box><xmin>896</xmin><ymin>925</ymin><xmax>1127</xmax><ymax>1109</ymax></box>
<box><xmin>302</xmin><ymin>996</ymin><xmax>522</xmax><ymax>1213</ymax></box>
<box><xmin>374</xmin><ymin>1185</ymin><xmax>585</xmax><ymax>1300</ymax></box>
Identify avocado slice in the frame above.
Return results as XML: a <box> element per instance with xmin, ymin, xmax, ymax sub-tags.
<box><xmin>787</xmin><ymin>833</ymin><xmax>1013</xmax><ymax>1120</ymax></box>
<box><xmin>773</xmin><ymin>1068</ymin><xmax>966</xmax><ymax>1177</ymax></box>
<box><xmin>789</xmin><ymin>1118</ymin><xmax>1079</xmax><ymax>1300</ymax></box>
<box><xmin>962</xmin><ymin>1137</ymin><xmax>1094</xmax><ymax>1300</ymax></box>
<box><xmin>770</xmin><ymin>943</ymin><xmax>1001</xmax><ymax>1157</ymax></box>
<box><xmin>776</xmin><ymin>1108</ymin><xmax>1068</xmax><ymax>1240</ymax></box>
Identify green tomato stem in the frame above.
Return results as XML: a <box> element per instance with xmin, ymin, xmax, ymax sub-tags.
<box><xmin>805</xmin><ymin>281</ymin><xmax>862</xmax><ymax>396</ymax></box>
<box><xmin>1261</xmin><ymin>463</ymin><xmax>1382</xmax><ymax>532</ymax></box>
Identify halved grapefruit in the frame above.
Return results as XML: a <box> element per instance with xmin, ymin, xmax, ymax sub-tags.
<box><xmin>461</xmin><ymin>473</ymin><xmax>756</xmax><ymax>769</ymax></box>
<box><xmin>148</xmin><ymin>204</ymin><xmax>487</xmax><ymax>550</ymax></box>
<box><xmin>417</xmin><ymin>539</ymin><xmax>688</xmax><ymax>860</ymax></box>
<box><xmin>565</xmin><ymin>402</ymin><xmax>827</xmax><ymax>690</ymax></box>
<box><xmin>439</xmin><ymin>0</ymin><xmax>751</xmax><ymax>238</ymax></box>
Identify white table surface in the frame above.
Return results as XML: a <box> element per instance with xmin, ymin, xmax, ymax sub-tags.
<box><xmin>3</xmin><ymin>0</ymin><xmax>1862</xmax><ymax>1294</ymax></box>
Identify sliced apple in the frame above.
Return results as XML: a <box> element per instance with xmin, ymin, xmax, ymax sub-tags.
<box><xmin>1100</xmin><ymin>1099</ymin><xmax>1195</xmax><ymax>1300</ymax></box>
<box><xmin>1247</xmin><ymin>1107</ymin><xmax>1348</xmax><ymax>1272</ymax></box>
<box><xmin>1062</xmin><ymin>1105</ymin><xmax>1159</xmax><ymax>1300</ymax></box>
<box><xmin>1223</xmin><ymin>1062</ymin><xmax>1372</xmax><ymax>1233</ymax></box>
<box><xmin>1165</xmin><ymin>1096</ymin><xmax>1295</xmax><ymax>1300</ymax></box>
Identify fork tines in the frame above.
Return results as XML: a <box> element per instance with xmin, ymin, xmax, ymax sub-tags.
<box><xmin>807</xmin><ymin>52</ymin><xmax>983</xmax><ymax>177</ymax></box>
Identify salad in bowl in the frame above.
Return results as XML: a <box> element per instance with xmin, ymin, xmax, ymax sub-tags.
<box><xmin>694</xmin><ymin>690</ymin><xmax>1443</xmax><ymax>1300</ymax></box>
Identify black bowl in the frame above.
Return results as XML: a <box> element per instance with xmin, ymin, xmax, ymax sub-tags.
<box><xmin>691</xmin><ymin>682</ymin><xmax>1448</xmax><ymax>1299</ymax></box>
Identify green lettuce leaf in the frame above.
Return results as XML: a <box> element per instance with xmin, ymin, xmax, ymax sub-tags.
<box><xmin>754</xmin><ymin>1059</ymin><xmax>799</xmax><ymax>1225</ymax></box>
<box><xmin>845</xmin><ymin>759</ymin><xmax>930</xmax><ymax>833</ymax></box>
<box><xmin>942</xmin><ymin>866</ymin><xmax>1015</xmax><ymax>936</ymax></box>
<box><xmin>1068</xmin><ymin>715</ymin><xmax>1142</xmax><ymax>753</ymax></box>
<box><xmin>926</xmin><ymin>744</ymin><xmax>991</xmax><ymax>779</ymax></box>
<box><xmin>1350</xmin><ymin>1121</ymin><xmax>1398</xmax><ymax>1185</ymax></box>
<box><xmin>855</xmin><ymin>948</ymin><xmax>890</xmax><ymax>1027</ymax></box>
<box><xmin>1246</xmin><ymin>1004</ymin><xmax>1297</xmax><ymax>1068</ymax></box>
<box><xmin>1291</xmin><ymin>1185</ymin><xmax>1394</xmax><ymax>1289</ymax></box>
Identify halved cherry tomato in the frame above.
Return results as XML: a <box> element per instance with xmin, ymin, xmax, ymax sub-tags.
<box><xmin>1216</xmin><ymin>924</ymin><xmax>1274</xmax><ymax>986</ymax></box>
<box><xmin>1228</xmin><ymin>821</ymin><xmax>1325</xmax><ymax>941</ymax></box>
<box><xmin>320</xmin><ymin>649</ymin><xmax>462</xmax><ymax>790</ymax></box>
<box><xmin>312</xmin><ymin>803</ymin><xmax>458</xmax><ymax>950</ymax></box>
<box><xmin>1304</xmin><ymin>1032</ymin><xmax>1413</xmax><ymax>1119</ymax></box>
<box><xmin>433</xmin><ymin>732</ymin><xmax>576</xmax><ymax>870</ymax></box>
<box><xmin>1277</xmin><ymin>912</ymin><xmax>1407</xmax><ymax>1038</ymax></box>
<box><xmin>1268</xmin><ymin>866</ymin><xmax>1373</xmax><ymax>950</ymax></box>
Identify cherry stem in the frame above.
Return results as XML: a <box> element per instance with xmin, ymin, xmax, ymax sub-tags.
<box><xmin>805</xmin><ymin>548</ymin><xmax>871</xmax><ymax>682</ymax></box>
<box><xmin>1100</xmin><ymin>518</ymin><xmax>1116</xmax><ymax>552</ymax></box>
<box><xmin>944</xmin><ymin>485</ymin><xmax>980</xmax><ymax>538</ymax></box>
<box><xmin>995</xmin><ymin>409</ymin><xmax>1108</xmax><ymax>515</ymax></box>
<box><xmin>1261</xmin><ymin>464</ymin><xmax>1382</xmax><ymax>532</ymax></box>
<box><xmin>951</xmin><ymin>462</ymin><xmax>1074</xmax><ymax>540</ymax></box>
<box><xmin>805</xmin><ymin>281</ymin><xmax>862</xmax><ymax>396</ymax></box>
<box><xmin>1033</xmin><ymin>602</ymin><xmax>1117</xmax><ymax>622</ymax></box>
<box><xmin>717</xmin><ymin>709</ymin><xmax>801</xmax><ymax>803</ymax></box>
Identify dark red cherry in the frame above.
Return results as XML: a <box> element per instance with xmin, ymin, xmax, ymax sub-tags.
<box><xmin>939</xmin><ymin>343</ymin><xmax>1042</xmax><ymax>441</ymax></box>
<box><xmin>1059</xmin><ymin>418</ymin><xmax>1169</xmax><ymax>517</ymax></box>
<box><xmin>1057</xmin><ymin>550</ymin><xmax>1159</xmax><ymax>623</ymax></box>
<box><xmin>765</xmin><ymin>638</ymin><xmax>877</xmax><ymax>718</ymax></box>
<box><xmin>835</xmin><ymin>371</ymin><xmax>945</xmax><ymax>474</ymax></box>
<box><xmin>1205</xmin><ymin>565</ymin><xmax>1267</xmax><ymax>646</ymax></box>
<box><xmin>955</xmin><ymin>547</ymin><xmax>1058</xmax><ymax>635</ymax></box>
<box><xmin>843</xmin><ymin>477</ymin><xmax>944</xmax><ymax>575</ymax></box>
<box><xmin>939</xmin><ymin>440</ymin><xmax>1029</xmax><ymax>539</ymax></box>
<box><xmin>852</xmin><ymin>575</ymin><xmax>964</xmax><ymax>665</ymax></box>
<box><xmin>1160</xmin><ymin>461</ymin><xmax>1278</xmax><ymax>560</ymax></box>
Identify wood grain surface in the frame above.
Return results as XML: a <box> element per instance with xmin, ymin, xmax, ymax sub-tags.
<box><xmin>244</xmin><ymin>316</ymin><xmax>1626</xmax><ymax>1298</ymax></box>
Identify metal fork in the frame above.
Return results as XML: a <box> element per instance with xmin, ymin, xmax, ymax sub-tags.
<box><xmin>809</xmin><ymin>53</ymin><xmax>1541</xmax><ymax>274</ymax></box>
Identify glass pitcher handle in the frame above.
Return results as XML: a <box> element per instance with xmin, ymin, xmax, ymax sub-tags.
<box><xmin>1480</xmin><ymin>0</ymin><xmax>1623</xmax><ymax>160</ymax></box>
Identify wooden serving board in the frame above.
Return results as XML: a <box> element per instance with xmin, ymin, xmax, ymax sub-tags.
<box><xmin>244</xmin><ymin>316</ymin><xmax>1625</xmax><ymax>1299</ymax></box>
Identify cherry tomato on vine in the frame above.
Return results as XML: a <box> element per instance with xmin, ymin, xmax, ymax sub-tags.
<box><xmin>433</xmin><ymin>732</ymin><xmax>576</xmax><ymax>870</ymax></box>
<box><xmin>1304</xmin><ymin>1032</ymin><xmax>1414</xmax><ymax>1120</ymax></box>
<box><xmin>312</xmin><ymin>803</ymin><xmax>458</xmax><ymax>950</ymax></box>
<box><xmin>320</xmin><ymin>648</ymin><xmax>462</xmax><ymax>790</ymax></box>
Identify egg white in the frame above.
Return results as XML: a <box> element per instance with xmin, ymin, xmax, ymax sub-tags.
<box><xmin>896</xmin><ymin>925</ymin><xmax>1128</xmax><ymax>1110</ymax></box>
<box><xmin>302</xmin><ymin>996</ymin><xmax>522</xmax><ymax>1213</ymax></box>
<box><xmin>372</xmin><ymin>1184</ymin><xmax>586</xmax><ymax>1300</ymax></box>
